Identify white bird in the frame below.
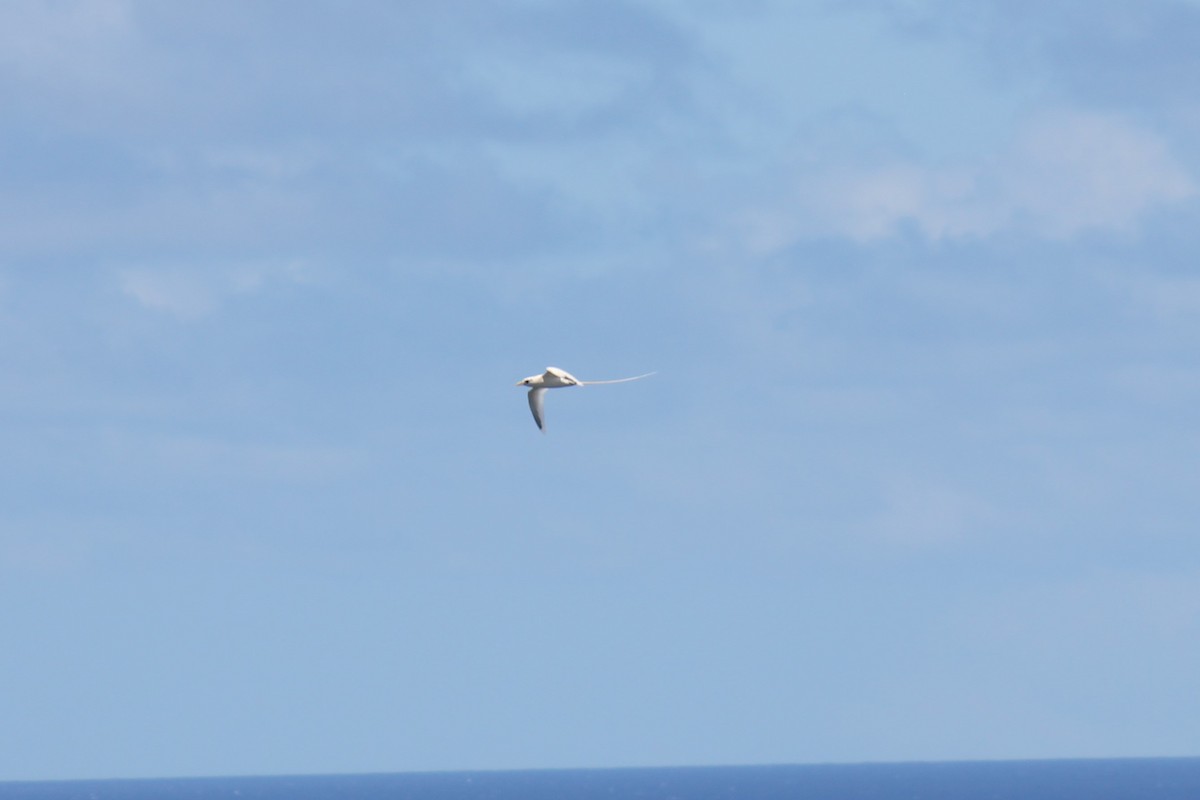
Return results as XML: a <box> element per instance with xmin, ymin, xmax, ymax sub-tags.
<box><xmin>515</xmin><ymin>366</ymin><xmax>655</xmax><ymax>431</ymax></box>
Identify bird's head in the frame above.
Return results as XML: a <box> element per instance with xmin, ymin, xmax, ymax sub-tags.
<box><xmin>516</xmin><ymin>375</ymin><xmax>540</xmax><ymax>387</ymax></box>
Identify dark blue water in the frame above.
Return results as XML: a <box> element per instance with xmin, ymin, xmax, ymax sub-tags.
<box><xmin>3</xmin><ymin>759</ymin><xmax>1199</xmax><ymax>800</ymax></box>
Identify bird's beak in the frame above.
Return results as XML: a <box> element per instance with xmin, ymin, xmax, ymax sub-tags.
<box><xmin>515</xmin><ymin>381</ymin><xmax>525</xmax><ymax>386</ymax></box>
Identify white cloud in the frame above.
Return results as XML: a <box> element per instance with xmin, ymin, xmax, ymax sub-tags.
<box><xmin>1003</xmin><ymin>110</ymin><xmax>1196</xmax><ymax>237</ymax></box>
<box><xmin>866</xmin><ymin>475</ymin><xmax>988</xmax><ymax>547</ymax></box>
<box><xmin>465</xmin><ymin>51</ymin><xmax>645</xmax><ymax>121</ymax></box>
<box><xmin>0</xmin><ymin>0</ymin><xmax>134</xmax><ymax>85</ymax></box>
<box><xmin>124</xmin><ymin>432</ymin><xmax>362</xmax><ymax>483</ymax></box>
<box><xmin>736</xmin><ymin>109</ymin><xmax>1195</xmax><ymax>249</ymax></box>
<box><xmin>120</xmin><ymin>270</ymin><xmax>217</xmax><ymax>319</ymax></box>
<box><xmin>200</xmin><ymin>145</ymin><xmax>321</xmax><ymax>181</ymax></box>
<box><xmin>119</xmin><ymin>263</ymin><xmax>305</xmax><ymax>320</ymax></box>
<box><xmin>1110</xmin><ymin>271</ymin><xmax>1200</xmax><ymax>322</ymax></box>
<box><xmin>859</xmin><ymin>0</ymin><xmax>1200</xmax><ymax>114</ymax></box>
<box><xmin>955</xmin><ymin>568</ymin><xmax>1200</xmax><ymax>663</ymax></box>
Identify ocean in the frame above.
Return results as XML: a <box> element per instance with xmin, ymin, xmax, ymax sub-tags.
<box><xmin>3</xmin><ymin>759</ymin><xmax>1200</xmax><ymax>800</ymax></box>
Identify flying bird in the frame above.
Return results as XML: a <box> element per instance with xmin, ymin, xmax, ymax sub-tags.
<box><xmin>516</xmin><ymin>366</ymin><xmax>655</xmax><ymax>431</ymax></box>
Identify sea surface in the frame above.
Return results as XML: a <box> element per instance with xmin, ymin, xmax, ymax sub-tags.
<box><xmin>2</xmin><ymin>758</ymin><xmax>1199</xmax><ymax>800</ymax></box>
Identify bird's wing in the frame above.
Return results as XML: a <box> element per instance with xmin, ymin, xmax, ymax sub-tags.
<box><xmin>545</xmin><ymin>366</ymin><xmax>580</xmax><ymax>386</ymax></box>
<box><xmin>527</xmin><ymin>387</ymin><xmax>547</xmax><ymax>430</ymax></box>
<box><xmin>579</xmin><ymin>371</ymin><xmax>657</xmax><ymax>385</ymax></box>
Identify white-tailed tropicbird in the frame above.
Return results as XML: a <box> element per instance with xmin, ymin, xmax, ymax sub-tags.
<box><xmin>516</xmin><ymin>366</ymin><xmax>655</xmax><ymax>431</ymax></box>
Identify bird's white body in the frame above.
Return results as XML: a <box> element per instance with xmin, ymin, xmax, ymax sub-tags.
<box><xmin>515</xmin><ymin>366</ymin><xmax>654</xmax><ymax>431</ymax></box>
<box><xmin>530</xmin><ymin>366</ymin><xmax>582</xmax><ymax>388</ymax></box>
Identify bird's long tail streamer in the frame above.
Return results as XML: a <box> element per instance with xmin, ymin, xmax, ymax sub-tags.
<box><xmin>580</xmin><ymin>372</ymin><xmax>657</xmax><ymax>385</ymax></box>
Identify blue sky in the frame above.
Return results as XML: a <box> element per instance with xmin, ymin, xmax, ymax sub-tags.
<box><xmin>3</xmin><ymin>0</ymin><xmax>1200</xmax><ymax>782</ymax></box>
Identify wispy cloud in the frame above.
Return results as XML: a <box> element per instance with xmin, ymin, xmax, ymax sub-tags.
<box><xmin>866</xmin><ymin>475</ymin><xmax>989</xmax><ymax>547</ymax></box>
<box><xmin>1000</xmin><ymin>110</ymin><xmax>1195</xmax><ymax>235</ymax></box>
<box><xmin>0</xmin><ymin>0</ymin><xmax>134</xmax><ymax>84</ymax></box>
<box><xmin>735</xmin><ymin>108</ymin><xmax>1195</xmax><ymax>249</ymax></box>
<box><xmin>119</xmin><ymin>263</ymin><xmax>306</xmax><ymax>320</ymax></box>
<box><xmin>116</xmin><ymin>430</ymin><xmax>363</xmax><ymax>482</ymax></box>
<box><xmin>1</xmin><ymin>526</ymin><xmax>94</xmax><ymax>576</ymax></box>
<box><xmin>858</xmin><ymin>0</ymin><xmax>1200</xmax><ymax>113</ymax></box>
